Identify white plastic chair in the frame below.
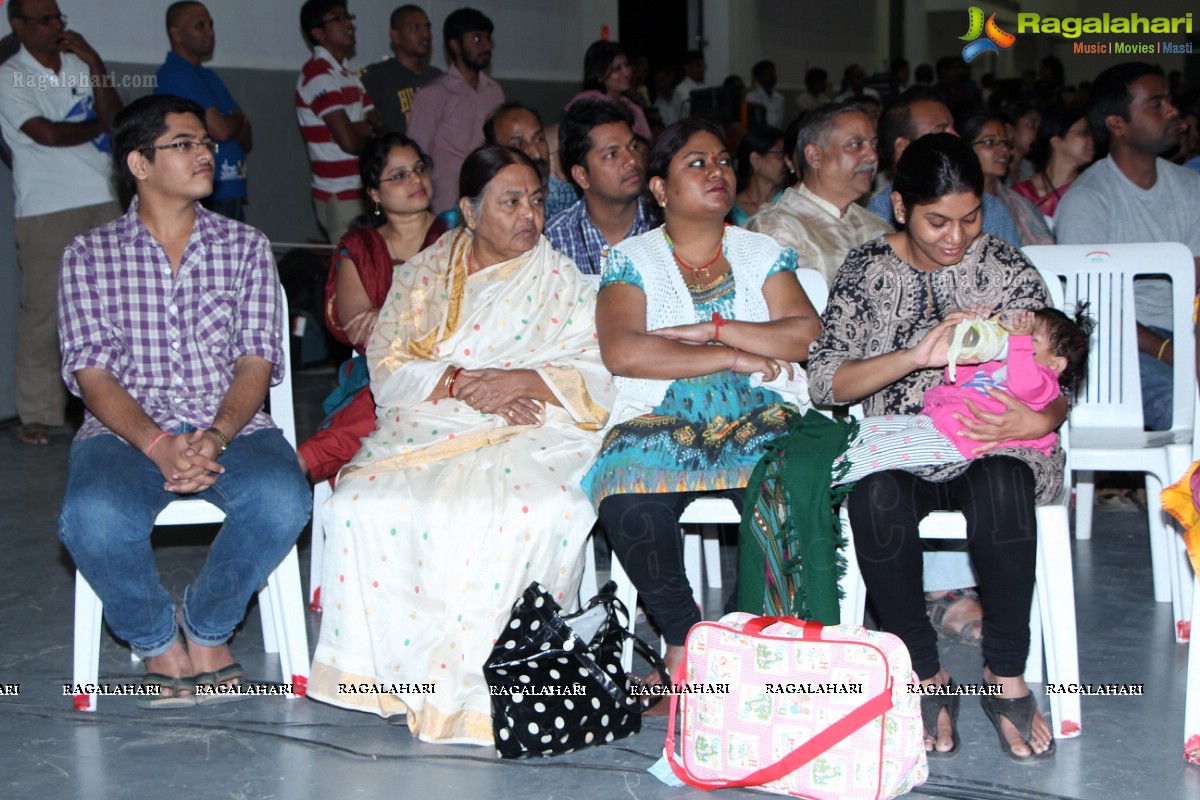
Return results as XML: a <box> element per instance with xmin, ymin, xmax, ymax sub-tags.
<box><xmin>309</xmin><ymin>479</ymin><xmax>333</xmax><ymax>610</ymax></box>
<box><xmin>836</xmin><ymin>266</ymin><xmax>1081</xmax><ymax>739</ymax></box>
<box><xmin>1024</xmin><ymin>243</ymin><xmax>1195</xmax><ymax>641</ymax></box>
<box><xmin>837</xmin><ymin>479</ymin><xmax>1081</xmax><ymax>740</ymax></box>
<box><xmin>72</xmin><ymin>290</ymin><xmax>311</xmax><ymax>711</ymax></box>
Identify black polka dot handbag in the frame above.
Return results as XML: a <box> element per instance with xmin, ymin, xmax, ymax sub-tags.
<box><xmin>484</xmin><ymin>579</ymin><xmax>670</xmax><ymax>758</ymax></box>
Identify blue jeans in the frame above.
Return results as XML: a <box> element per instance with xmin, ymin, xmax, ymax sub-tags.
<box><xmin>1139</xmin><ymin>324</ymin><xmax>1173</xmax><ymax>431</ymax></box>
<box><xmin>58</xmin><ymin>428</ymin><xmax>310</xmax><ymax>657</ymax></box>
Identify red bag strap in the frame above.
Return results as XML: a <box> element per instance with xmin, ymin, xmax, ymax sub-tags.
<box><xmin>663</xmin><ymin>618</ymin><xmax>895</xmax><ymax>792</ymax></box>
<box><xmin>740</xmin><ymin>615</ymin><xmax>823</xmax><ymax>638</ymax></box>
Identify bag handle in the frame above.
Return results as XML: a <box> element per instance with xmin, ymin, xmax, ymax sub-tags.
<box><xmin>740</xmin><ymin>615</ymin><xmax>824</xmax><ymax>638</ymax></box>
<box><xmin>568</xmin><ymin>580</ymin><xmax>672</xmax><ymax>709</ymax></box>
<box><xmin>663</xmin><ymin>621</ymin><xmax>895</xmax><ymax>791</ymax></box>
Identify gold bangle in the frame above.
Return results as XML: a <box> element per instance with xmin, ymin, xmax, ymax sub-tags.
<box><xmin>1157</xmin><ymin>338</ymin><xmax>1172</xmax><ymax>360</ymax></box>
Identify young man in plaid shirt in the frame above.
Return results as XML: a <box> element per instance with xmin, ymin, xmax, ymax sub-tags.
<box><xmin>56</xmin><ymin>94</ymin><xmax>310</xmax><ymax>706</ymax></box>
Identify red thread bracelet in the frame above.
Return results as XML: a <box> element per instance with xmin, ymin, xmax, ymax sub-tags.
<box><xmin>711</xmin><ymin>311</ymin><xmax>728</xmax><ymax>343</ymax></box>
<box><xmin>447</xmin><ymin>367</ymin><xmax>465</xmax><ymax>398</ymax></box>
<box><xmin>145</xmin><ymin>431</ymin><xmax>169</xmax><ymax>458</ymax></box>
<box><xmin>730</xmin><ymin>347</ymin><xmax>740</xmax><ymax>372</ymax></box>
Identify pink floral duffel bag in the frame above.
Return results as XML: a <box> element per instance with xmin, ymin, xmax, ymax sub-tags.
<box><xmin>663</xmin><ymin>613</ymin><xmax>927</xmax><ymax>799</ymax></box>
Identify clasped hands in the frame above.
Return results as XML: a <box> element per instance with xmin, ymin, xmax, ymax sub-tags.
<box><xmin>454</xmin><ymin>368</ymin><xmax>543</xmax><ymax>426</ymax></box>
<box><xmin>340</xmin><ymin>307</ymin><xmax>381</xmax><ymax>347</ymax></box>
<box><xmin>150</xmin><ymin>430</ymin><xmax>226</xmax><ymax>494</ymax></box>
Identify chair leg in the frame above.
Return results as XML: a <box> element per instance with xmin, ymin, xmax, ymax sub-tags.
<box><xmin>1184</xmin><ymin>573</ymin><xmax>1200</xmax><ymax>764</ymax></box>
<box><xmin>309</xmin><ymin>480</ymin><xmax>332</xmax><ymax>611</ymax></box>
<box><xmin>577</xmin><ymin>528</ymin><xmax>599</xmax><ymax>611</ymax></box>
<box><xmin>608</xmin><ymin>551</ymin><xmax>638</xmax><ymax>674</ymax></box>
<box><xmin>1170</xmin><ymin>531</ymin><xmax>1195</xmax><ymax>643</ymax></box>
<box><xmin>1144</xmin><ymin>473</ymin><xmax>1174</xmax><ymax>604</ymax></box>
<box><xmin>258</xmin><ymin>585</ymin><xmax>279</xmax><ymax>654</ymax></box>
<box><xmin>683</xmin><ymin>529</ymin><xmax>703</xmax><ymax>611</ymax></box>
<box><xmin>73</xmin><ymin>571</ymin><xmax>103</xmax><ymax>712</ymax></box>
<box><xmin>1166</xmin><ymin>446</ymin><xmax>1195</xmax><ymax>642</ymax></box>
<box><xmin>264</xmin><ymin>546</ymin><xmax>310</xmax><ymax>698</ymax></box>
<box><xmin>702</xmin><ymin>524</ymin><xmax>723</xmax><ymax>589</ymax></box>
<box><xmin>1034</xmin><ymin>505</ymin><xmax>1081</xmax><ymax>739</ymax></box>
<box><xmin>1074</xmin><ymin>471</ymin><xmax>1095</xmax><ymax>540</ymax></box>
<box><xmin>1024</xmin><ymin>590</ymin><xmax>1044</xmax><ymax>684</ymax></box>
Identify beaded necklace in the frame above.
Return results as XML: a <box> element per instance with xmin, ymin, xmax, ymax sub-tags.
<box><xmin>664</xmin><ymin>225</ymin><xmax>727</xmax><ymax>286</ymax></box>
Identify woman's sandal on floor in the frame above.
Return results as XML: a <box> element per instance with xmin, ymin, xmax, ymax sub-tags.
<box><xmin>194</xmin><ymin>662</ymin><xmax>247</xmax><ymax>705</ymax></box>
<box><xmin>980</xmin><ymin>691</ymin><xmax>1056</xmax><ymax>764</ymax></box>
<box><xmin>926</xmin><ymin>589</ymin><xmax>983</xmax><ymax>645</ymax></box>
<box><xmin>919</xmin><ymin>679</ymin><xmax>961</xmax><ymax>759</ymax></box>
<box><xmin>136</xmin><ymin>673</ymin><xmax>197</xmax><ymax>709</ymax></box>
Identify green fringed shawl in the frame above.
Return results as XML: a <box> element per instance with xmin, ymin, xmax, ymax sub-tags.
<box><xmin>737</xmin><ymin>409</ymin><xmax>858</xmax><ymax>623</ymax></box>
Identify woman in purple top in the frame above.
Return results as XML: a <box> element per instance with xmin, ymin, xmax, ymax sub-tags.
<box><xmin>566</xmin><ymin>40</ymin><xmax>652</xmax><ymax>142</ymax></box>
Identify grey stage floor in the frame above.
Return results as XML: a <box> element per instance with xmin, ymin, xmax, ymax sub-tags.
<box><xmin>1</xmin><ymin>364</ymin><xmax>1198</xmax><ymax>800</ymax></box>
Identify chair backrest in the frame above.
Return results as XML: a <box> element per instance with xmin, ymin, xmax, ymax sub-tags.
<box><xmin>796</xmin><ymin>268</ymin><xmax>829</xmax><ymax>315</ymax></box>
<box><xmin>1023</xmin><ymin>243</ymin><xmax>1195</xmax><ymax>438</ymax></box>
<box><xmin>270</xmin><ymin>288</ymin><xmax>297</xmax><ymax>447</ymax></box>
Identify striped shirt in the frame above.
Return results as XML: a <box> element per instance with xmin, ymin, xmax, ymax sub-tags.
<box><xmin>544</xmin><ymin>197</ymin><xmax>652</xmax><ymax>275</ymax></box>
<box><xmin>295</xmin><ymin>46</ymin><xmax>374</xmax><ymax>201</ymax></box>
<box><xmin>58</xmin><ymin>199</ymin><xmax>285</xmax><ymax>441</ymax></box>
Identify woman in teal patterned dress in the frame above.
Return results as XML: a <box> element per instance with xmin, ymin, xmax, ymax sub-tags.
<box><xmin>584</xmin><ymin>118</ymin><xmax>821</xmax><ymax>674</ymax></box>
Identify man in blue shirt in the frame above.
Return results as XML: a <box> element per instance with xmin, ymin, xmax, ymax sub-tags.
<box><xmin>544</xmin><ymin>99</ymin><xmax>649</xmax><ymax>276</ymax></box>
<box><xmin>155</xmin><ymin>1</ymin><xmax>251</xmax><ymax>221</ymax></box>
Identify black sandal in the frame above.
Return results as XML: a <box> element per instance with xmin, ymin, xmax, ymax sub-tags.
<box><xmin>919</xmin><ymin>678</ymin><xmax>961</xmax><ymax>759</ymax></box>
<box><xmin>980</xmin><ymin>691</ymin><xmax>1056</xmax><ymax>764</ymax></box>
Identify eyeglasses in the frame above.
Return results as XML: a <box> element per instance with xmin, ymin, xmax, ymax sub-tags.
<box><xmin>323</xmin><ymin>12</ymin><xmax>356</xmax><ymax>25</ymax></box>
<box><xmin>380</xmin><ymin>162</ymin><xmax>429</xmax><ymax>183</ymax></box>
<box><xmin>971</xmin><ymin>137</ymin><xmax>1013</xmax><ymax>150</ymax></box>
<box><xmin>18</xmin><ymin>12</ymin><xmax>67</xmax><ymax>26</ymax></box>
<box><xmin>139</xmin><ymin>140</ymin><xmax>219</xmax><ymax>156</ymax></box>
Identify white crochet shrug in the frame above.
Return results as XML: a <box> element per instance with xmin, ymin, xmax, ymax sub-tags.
<box><xmin>604</xmin><ymin>225</ymin><xmax>787</xmax><ymax>426</ymax></box>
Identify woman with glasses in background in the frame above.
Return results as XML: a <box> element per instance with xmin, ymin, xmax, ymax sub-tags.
<box><xmin>961</xmin><ymin>110</ymin><xmax>1053</xmax><ymax>246</ymax></box>
<box><xmin>296</xmin><ymin>133</ymin><xmax>448</xmax><ymax>484</ymax></box>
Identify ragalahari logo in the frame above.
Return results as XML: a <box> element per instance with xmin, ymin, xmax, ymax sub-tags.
<box><xmin>960</xmin><ymin>7</ymin><xmax>1016</xmax><ymax>63</ymax></box>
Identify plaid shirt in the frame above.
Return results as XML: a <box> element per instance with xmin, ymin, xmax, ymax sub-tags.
<box><xmin>544</xmin><ymin>197</ymin><xmax>652</xmax><ymax>275</ymax></box>
<box><xmin>544</xmin><ymin>175</ymin><xmax>578</xmax><ymax>220</ymax></box>
<box><xmin>58</xmin><ymin>198</ymin><xmax>284</xmax><ymax>441</ymax></box>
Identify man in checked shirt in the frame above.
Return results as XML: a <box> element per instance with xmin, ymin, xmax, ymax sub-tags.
<box><xmin>55</xmin><ymin>94</ymin><xmax>310</xmax><ymax>707</ymax></box>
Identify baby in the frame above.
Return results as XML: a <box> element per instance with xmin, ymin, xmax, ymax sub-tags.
<box><xmin>833</xmin><ymin>307</ymin><xmax>1091</xmax><ymax>486</ymax></box>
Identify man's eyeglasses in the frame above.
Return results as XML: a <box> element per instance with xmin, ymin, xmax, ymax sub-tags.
<box><xmin>18</xmin><ymin>12</ymin><xmax>67</xmax><ymax>26</ymax></box>
<box><xmin>323</xmin><ymin>12</ymin><xmax>356</xmax><ymax>25</ymax></box>
<box><xmin>380</xmin><ymin>162</ymin><xmax>429</xmax><ymax>183</ymax></box>
<box><xmin>139</xmin><ymin>141</ymin><xmax>219</xmax><ymax>156</ymax></box>
<box><xmin>972</xmin><ymin>137</ymin><xmax>1013</xmax><ymax>150</ymax></box>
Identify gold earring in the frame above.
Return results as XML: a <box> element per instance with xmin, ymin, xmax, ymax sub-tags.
<box><xmin>373</xmin><ymin>201</ymin><xmax>382</xmax><ymax>217</ymax></box>
<box><xmin>658</xmin><ymin>198</ymin><xmax>667</xmax><ymax>208</ymax></box>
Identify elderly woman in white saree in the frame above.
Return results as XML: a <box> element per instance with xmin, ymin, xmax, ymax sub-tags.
<box><xmin>307</xmin><ymin>147</ymin><xmax>614</xmax><ymax>745</ymax></box>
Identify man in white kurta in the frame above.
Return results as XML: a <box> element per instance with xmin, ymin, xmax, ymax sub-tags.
<box><xmin>747</xmin><ymin>104</ymin><xmax>892</xmax><ymax>285</ymax></box>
